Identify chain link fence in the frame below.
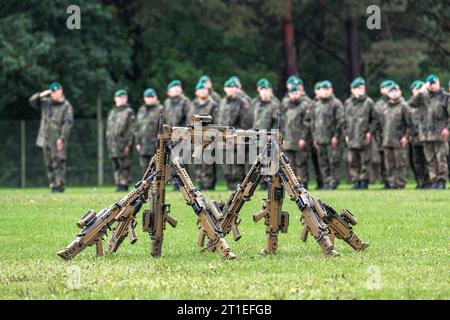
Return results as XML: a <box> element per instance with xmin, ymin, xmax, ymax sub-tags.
<box><xmin>0</xmin><ymin>119</ymin><xmax>146</xmax><ymax>188</ymax></box>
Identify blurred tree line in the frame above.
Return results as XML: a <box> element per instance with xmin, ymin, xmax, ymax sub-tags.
<box><xmin>0</xmin><ymin>0</ymin><xmax>449</xmax><ymax>120</ymax></box>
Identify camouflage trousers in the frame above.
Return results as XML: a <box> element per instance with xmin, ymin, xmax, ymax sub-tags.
<box><xmin>423</xmin><ymin>141</ymin><xmax>449</xmax><ymax>182</ymax></box>
<box><xmin>317</xmin><ymin>144</ymin><xmax>340</xmax><ymax>187</ymax></box>
<box><xmin>309</xmin><ymin>140</ymin><xmax>323</xmax><ymax>188</ymax></box>
<box><xmin>194</xmin><ymin>163</ymin><xmax>216</xmax><ymax>190</ymax></box>
<box><xmin>111</xmin><ymin>156</ymin><xmax>132</xmax><ymax>186</ymax></box>
<box><xmin>43</xmin><ymin>147</ymin><xmax>66</xmax><ymax>188</ymax></box>
<box><xmin>284</xmin><ymin>150</ymin><xmax>308</xmax><ymax>186</ymax></box>
<box><xmin>383</xmin><ymin>147</ymin><xmax>407</xmax><ymax>188</ymax></box>
<box><xmin>348</xmin><ymin>146</ymin><xmax>371</xmax><ymax>182</ymax></box>
<box><xmin>409</xmin><ymin>143</ymin><xmax>429</xmax><ymax>187</ymax></box>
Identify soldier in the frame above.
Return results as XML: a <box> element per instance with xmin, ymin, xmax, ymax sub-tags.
<box><xmin>409</xmin><ymin>75</ymin><xmax>450</xmax><ymax>189</ymax></box>
<box><xmin>198</xmin><ymin>75</ymin><xmax>221</xmax><ymax>105</ymax></box>
<box><xmin>163</xmin><ymin>80</ymin><xmax>191</xmax><ymax>127</ymax></box>
<box><xmin>310</xmin><ymin>81</ymin><xmax>344</xmax><ymax>190</ymax></box>
<box><xmin>29</xmin><ymin>82</ymin><xmax>74</xmax><ymax>192</ymax></box>
<box><xmin>135</xmin><ymin>88</ymin><xmax>163</xmax><ymax>171</ymax></box>
<box><xmin>189</xmin><ymin>80</ymin><xmax>220</xmax><ymax>190</ymax></box>
<box><xmin>282</xmin><ymin>85</ymin><xmax>311</xmax><ymax>187</ymax></box>
<box><xmin>406</xmin><ymin>81</ymin><xmax>430</xmax><ymax>189</ymax></box>
<box><xmin>373</xmin><ymin>80</ymin><xmax>395</xmax><ymax>188</ymax></box>
<box><xmin>309</xmin><ymin>82</ymin><xmax>324</xmax><ymax>189</ymax></box>
<box><xmin>106</xmin><ymin>89</ymin><xmax>136</xmax><ymax>192</ymax></box>
<box><xmin>343</xmin><ymin>77</ymin><xmax>375</xmax><ymax>189</ymax></box>
<box><xmin>219</xmin><ymin>78</ymin><xmax>249</xmax><ymax>190</ymax></box>
<box><xmin>376</xmin><ymin>83</ymin><xmax>412</xmax><ymax>189</ymax></box>
<box><xmin>253</xmin><ymin>79</ymin><xmax>280</xmax><ymax>130</ymax></box>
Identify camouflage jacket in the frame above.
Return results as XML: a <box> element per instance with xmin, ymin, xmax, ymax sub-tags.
<box><xmin>209</xmin><ymin>89</ymin><xmax>222</xmax><ymax>106</ymax></box>
<box><xmin>253</xmin><ymin>97</ymin><xmax>280</xmax><ymax>130</ymax></box>
<box><xmin>106</xmin><ymin>104</ymin><xmax>136</xmax><ymax>158</ymax></box>
<box><xmin>408</xmin><ymin>89</ymin><xmax>450</xmax><ymax>142</ymax></box>
<box><xmin>29</xmin><ymin>93</ymin><xmax>74</xmax><ymax>151</ymax></box>
<box><xmin>188</xmin><ymin>96</ymin><xmax>220</xmax><ymax>124</ymax></box>
<box><xmin>237</xmin><ymin>91</ymin><xmax>254</xmax><ymax>129</ymax></box>
<box><xmin>373</xmin><ymin>96</ymin><xmax>388</xmax><ymax>145</ymax></box>
<box><xmin>135</xmin><ymin>102</ymin><xmax>163</xmax><ymax>155</ymax></box>
<box><xmin>282</xmin><ymin>95</ymin><xmax>311</xmax><ymax>150</ymax></box>
<box><xmin>376</xmin><ymin>97</ymin><xmax>412</xmax><ymax>148</ymax></box>
<box><xmin>344</xmin><ymin>95</ymin><xmax>375</xmax><ymax>149</ymax></box>
<box><xmin>310</xmin><ymin>95</ymin><xmax>345</xmax><ymax>145</ymax></box>
<box><xmin>163</xmin><ymin>94</ymin><xmax>191</xmax><ymax>127</ymax></box>
<box><xmin>218</xmin><ymin>95</ymin><xmax>250</xmax><ymax>129</ymax></box>
<box><xmin>405</xmin><ymin>101</ymin><xmax>421</xmax><ymax>145</ymax></box>
<box><xmin>280</xmin><ymin>94</ymin><xmax>311</xmax><ymax>137</ymax></box>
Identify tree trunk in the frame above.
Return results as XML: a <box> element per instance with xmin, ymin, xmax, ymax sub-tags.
<box><xmin>282</xmin><ymin>0</ymin><xmax>298</xmax><ymax>76</ymax></box>
<box><xmin>346</xmin><ymin>16</ymin><xmax>361</xmax><ymax>81</ymax></box>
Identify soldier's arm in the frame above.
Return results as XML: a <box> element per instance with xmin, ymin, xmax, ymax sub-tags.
<box><xmin>367</xmin><ymin>99</ymin><xmax>376</xmax><ymax>134</ymax></box>
<box><xmin>402</xmin><ymin>104</ymin><xmax>414</xmax><ymax>138</ymax></box>
<box><xmin>183</xmin><ymin>98</ymin><xmax>193</xmax><ymax>126</ymax></box>
<box><xmin>134</xmin><ymin>109</ymin><xmax>142</xmax><ymax>146</ymax></box>
<box><xmin>409</xmin><ymin>92</ymin><xmax>425</xmax><ymax>109</ymax></box>
<box><xmin>334</xmin><ymin>100</ymin><xmax>345</xmax><ymax>139</ymax></box>
<box><xmin>60</xmin><ymin>103</ymin><xmax>74</xmax><ymax>142</ymax></box>
<box><xmin>29</xmin><ymin>92</ymin><xmax>42</xmax><ymax>109</ymax></box>
<box><xmin>125</xmin><ymin>110</ymin><xmax>136</xmax><ymax>148</ymax></box>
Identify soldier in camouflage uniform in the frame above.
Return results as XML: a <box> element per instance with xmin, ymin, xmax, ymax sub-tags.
<box><xmin>406</xmin><ymin>81</ymin><xmax>430</xmax><ymax>189</ymax></box>
<box><xmin>189</xmin><ymin>80</ymin><xmax>220</xmax><ymax>190</ymax></box>
<box><xmin>106</xmin><ymin>89</ymin><xmax>136</xmax><ymax>192</ymax></box>
<box><xmin>372</xmin><ymin>80</ymin><xmax>395</xmax><ymax>188</ymax></box>
<box><xmin>343</xmin><ymin>77</ymin><xmax>375</xmax><ymax>189</ymax></box>
<box><xmin>219</xmin><ymin>78</ymin><xmax>249</xmax><ymax>190</ymax></box>
<box><xmin>409</xmin><ymin>75</ymin><xmax>450</xmax><ymax>189</ymax></box>
<box><xmin>282</xmin><ymin>85</ymin><xmax>311</xmax><ymax>187</ymax></box>
<box><xmin>308</xmin><ymin>82</ymin><xmax>324</xmax><ymax>189</ymax></box>
<box><xmin>29</xmin><ymin>82</ymin><xmax>74</xmax><ymax>192</ymax></box>
<box><xmin>310</xmin><ymin>81</ymin><xmax>344</xmax><ymax>190</ymax></box>
<box><xmin>253</xmin><ymin>79</ymin><xmax>280</xmax><ymax>130</ymax></box>
<box><xmin>375</xmin><ymin>83</ymin><xmax>412</xmax><ymax>189</ymax></box>
<box><xmin>163</xmin><ymin>80</ymin><xmax>192</xmax><ymax>127</ymax></box>
<box><xmin>135</xmin><ymin>88</ymin><xmax>163</xmax><ymax>171</ymax></box>
<box><xmin>198</xmin><ymin>75</ymin><xmax>221</xmax><ymax>105</ymax></box>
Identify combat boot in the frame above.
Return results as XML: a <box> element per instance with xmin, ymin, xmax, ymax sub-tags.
<box><xmin>352</xmin><ymin>181</ymin><xmax>360</xmax><ymax>190</ymax></box>
<box><xmin>359</xmin><ymin>180</ymin><xmax>369</xmax><ymax>189</ymax></box>
<box><xmin>435</xmin><ymin>179</ymin><xmax>446</xmax><ymax>190</ymax></box>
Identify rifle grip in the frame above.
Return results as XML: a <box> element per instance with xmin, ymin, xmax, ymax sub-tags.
<box><xmin>253</xmin><ymin>210</ymin><xmax>266</xmax><ymax>223</ymax></box>
<box><xmin>300</xmin><ymin>225</ymin><xmax>309</xmax><ymax>242</ymax></box>
<box><xmin>95</xmin><ymin>238</ymin><xmax>104</xmax><ymax>257</ymax></box>
<box><xmin>231</xmin><ymin>224</ymin><xmax>241</xmax><ymax>241</ymax></box>
<box><xmin>165</xmin><ymin>214</ymin><xmax>178</xmax><ymax>228</ymax></box>
<box><xmin>129</xmin><ymin>226</ymin><xmax>138</xmax><ymax>245</ymax></box>
<box><xmin>197</xmin><ymin>230</ymin><xmax>206</xmax><ymax>248</ymax></box>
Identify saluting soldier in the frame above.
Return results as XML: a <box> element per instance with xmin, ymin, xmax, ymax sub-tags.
<box><xmin>282</xmin><ymin>85</ymin><xmax>311</xmax><ymax>188</ymax></box>
<box><xmin>343</xmin><ymin>77</ymin><xmax>375</xmax><ymax>189</ymax></box>
<box><xmin>375</xmin><ymin>83</ymin><xmax>412</xmax><ymax>189</ymax></box>
<box><xmin>310</xmin><ymin>81</ymin><xmax>345</xmax><ymax>190</ymax></box>
<box><xmin>29</xmin><ymin>82</ymin><xmax>74</xmax><ymax>192</ymax></box>
<box><xmin>106</xmin><ymin>89</ymin><xmax>136</xmax><ymax>192</ymax></box>
<box><xmin>163</xmin><ymin>80</ymin><xmax>191</xmax><ymax>127</ymax></box>
<box><xmin>406</xmin><ymin>81</ymin><xmax>430</xmax><ymax>189</ymax></box>
<box><xmin>135</xmin><ymin>88</ymin><xmax>163</xmax><ymax>171</ymax></box>
<box><xmin>409</xmin><ymin>75</ymin><xmax>450</xmax><ymax>189</ymax></box>
<box><xmin>189</xmin><ymin>80</ymin><xmax>220</xmax><ymax>190</ymax></box>
<box><xmin>219</xmin><ymin>78</ymin><xmax>249</xmax><ymax>190</ymax></box>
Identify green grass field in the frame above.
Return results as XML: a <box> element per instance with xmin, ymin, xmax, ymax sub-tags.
<box><xmin>0</xmin><ymin>183</ymin><xmax>449</xmax><ymax>300</ymax></box>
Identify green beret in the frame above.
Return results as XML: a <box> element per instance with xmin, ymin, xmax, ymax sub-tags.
<box><xmin>195</xmin><ymin>81</ymin><xmax>208</xmax><ymax>91</ymax></box>
<box><xmin>351</xmin><ymin>77</ymin><xmax>365</xmax><ymax>88</ymax></box>
<box><xmin>114</xmin><ymin>89</ymin><xmax>128</xmax><ymax>97</ymax></box>
<box><xmin>228</xmin><ymin>76</ymin><xmax>241</xmax><ymax>88</ymax></box>
<box><xmin>380</xmin><ymin>80</ymin><xmax>394</xmax><ymax>89</ymax></box>
<box><xmin>259</xmin><ymin>79</ymin><xmax>272</xmax><ymax>89</ymax></box>
<box><xmin>426</xmin><ymin>74</ymin><xmax>439</xmax><ymax>84</ymax></box>
<box><xmin>318</xmin><ymin>80</ymin><xmax>332</xmax><ymax>89</ymax></box>
<box><xmin>167</xmin><ymin>80</ymin><xmax>181</xmax><ymax>90</ymax></box>
<box><xmin>199</xmin><ymin>75</ymin><xmax>210</xmax><ymax>83</ymax></box>
<box><xmin>143</xmin><ymin>88</ymin><xmax>156</xmax><ymax>97</ymax></box>
<box><xmin>224</xmin><ymin>79</ymin><xmax>239</xmax><ymax>88</ymax></box>
<box><xmin>409</xmin><ymin>80</ymin><xmax>423</xmax><ymax>91</ymax></box>
<box><xmin>257</xmin><ymin>78</ymin><xmax>269</xmax><ymax>87</ymax></box>
<box><xmin>286</xmin><ymin>75</ymin><xmax>299</xmax><ymax>84</ymax></box>
<box><xmin>387</xmin><ymin>83</ymin><xmax>400</xmax><ymax>92</ymax></box>
<box><xmin>49</xmin><ymin>82</ymin><xmax>62</xmax><ymax>91</ymax></box>
<box><xmin>314</xmin><ymin>82</ymin><xmax>321</xmax><ymax>90</ymax></box>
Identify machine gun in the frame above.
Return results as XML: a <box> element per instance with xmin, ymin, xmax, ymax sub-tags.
<box><xmin>57</xmin><ymin>171</ymin><xmax>156</xmax><ymax>260</ymax></box>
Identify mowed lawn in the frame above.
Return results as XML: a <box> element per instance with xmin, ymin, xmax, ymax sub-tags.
<box><xmin>0</xmin><ymin>183</ymin><xmax>448</xmax><ymax>300</ymax></box>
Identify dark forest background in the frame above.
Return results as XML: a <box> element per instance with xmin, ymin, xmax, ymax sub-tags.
<box><xmin>1</xmin><ymin>0</ymin><xmax>449</xmax><ymax>120</ymax></box>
